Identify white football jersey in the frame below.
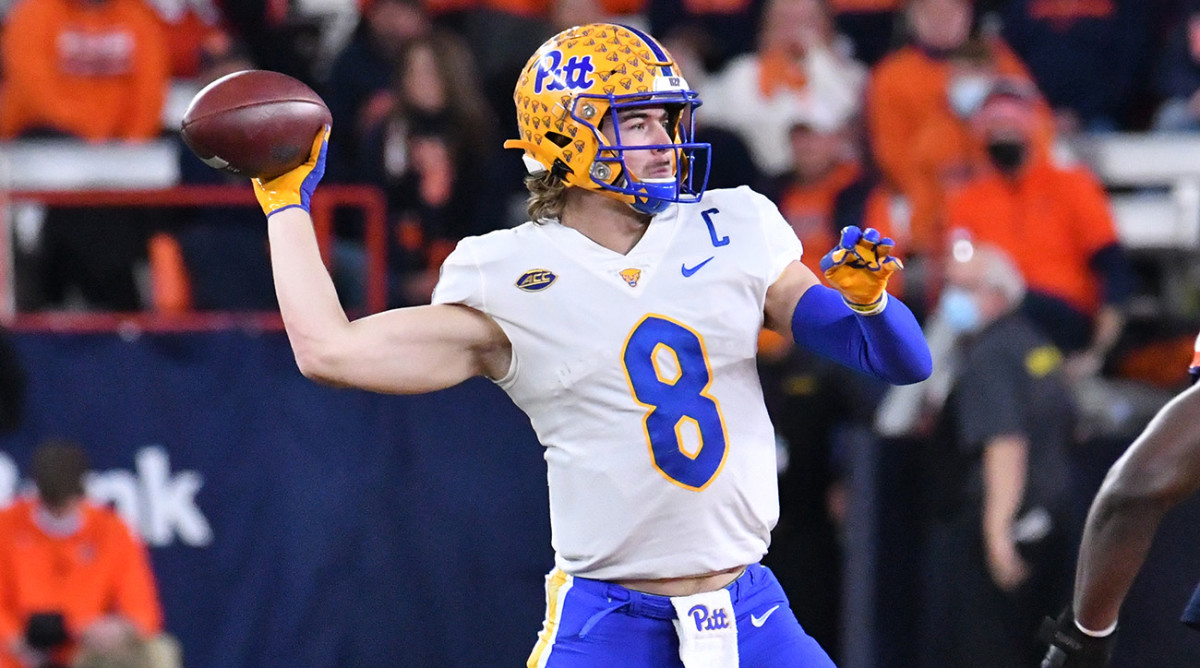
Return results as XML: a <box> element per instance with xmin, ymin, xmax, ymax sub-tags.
<box><xmin>432</xmin><ymin>186</ymin><xmax>803</xmax><ymax>581</ymax></box>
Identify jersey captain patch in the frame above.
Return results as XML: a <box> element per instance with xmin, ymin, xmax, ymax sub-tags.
<box><xmin>516</xmin><ymin>269</ymin><xmax>557</xmax><ymax>292</ymax></box>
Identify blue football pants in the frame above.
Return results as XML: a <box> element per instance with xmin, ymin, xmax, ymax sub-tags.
<box><xmin>527</xmin><ymin>562</ymin><xmax>836</xmax><ymax>667</ymax></box>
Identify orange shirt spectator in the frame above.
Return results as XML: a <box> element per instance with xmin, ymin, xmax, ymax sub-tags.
<box><xmin>865</xmin><ymin>0</ymin><xmax>1033</xmax><ymax>255</ymax></box>
<box><xmin>0</xmin><ymin>498</ymin><xmax>162</xmax><ymax>668</ymax></box>
<box><xmin>0</xmin><ymin>0</ymin><xmax>170</xmax><ymax>141</ymax></box>
<box><xmin>780</xmin><ymin>161</ymin><xmax>863</xmax><ymax>277</ymax></box>
<box><xmin>0</xmin><ymin>440</ymin><xmax>163</xmax><ymax>668</ymax></box>
<box><xmin>946</xmin><ymin>81</ymin><xmax>1132</xmax><ymax>368</ymax></box>
<box><xmin>948</xmin><ymin>157</ymin><xmax>1117</xmax><ymax>315</ymax></box>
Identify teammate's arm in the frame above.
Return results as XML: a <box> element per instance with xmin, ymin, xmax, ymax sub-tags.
<box><xmin>1041</xmin><ymin>381</ymin><xmax>1200</xmax><ymax>666</ymax></box>
<box><xmin>260</xmin><ymin>129</ymin><xmax>511</xmax><ymax>394</ymax></box>
<box><xmin>764</xmin><ymin>227</ymin><xmax>931</xmax><ymax>385</ymax></box>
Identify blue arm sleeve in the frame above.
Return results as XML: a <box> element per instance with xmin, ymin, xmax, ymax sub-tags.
<box><xmin>790</xmin><ymin>284</ymin><xmax>932</xmax><ymax>385</ymax></box>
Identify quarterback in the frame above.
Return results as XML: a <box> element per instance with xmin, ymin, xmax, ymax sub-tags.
<box><xmin>254</xmin><ymin>23</ymin><xmax>930</xmax><ymax>668</ymax></box>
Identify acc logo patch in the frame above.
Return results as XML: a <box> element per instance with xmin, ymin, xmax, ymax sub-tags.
<box><xmin>516</xmin><ymin>269</ymin><xmax>557</xmax><ymax>292</ymax></box>
<box><xmin>619</xmin><ymin>268</ymin><xmax>641</xmax><ymax>287</ymax></box>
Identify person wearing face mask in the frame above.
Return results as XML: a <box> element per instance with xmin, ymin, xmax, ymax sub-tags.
<box><xmin>946</xmin><ymin>79</ymin><xmax>1133</xmax><ymax>381</ymax></box>
<box><xmin>919</xmin><ymin>240</ymin><xmax>1078</xmax><ymax>668</ymax></box>
<box><xmin>865</xmin><ymin>0</ymin><xmax>1036</xmax><ymax>263</ymax></box>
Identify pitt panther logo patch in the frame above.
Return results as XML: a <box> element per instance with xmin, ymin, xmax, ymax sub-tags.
<box><xmin>533</xmin><ymin>50</ymin><xmax>596</xmax><ymax>93</ymax></box>
<box><xmin>619</xmin><ymin>268</ymin><xmax>641</xmax><ymax>287</ymax></box>
<box><xmin>516</xmin><ymin>269</ymin><xmax>556</xmax><ymax>292</ymax></box>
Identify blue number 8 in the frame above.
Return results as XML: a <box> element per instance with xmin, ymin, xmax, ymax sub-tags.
<box><xmin>622</xmin><ymin>315</ymin><xmax>729</xmax><ymax>490</ymax></box>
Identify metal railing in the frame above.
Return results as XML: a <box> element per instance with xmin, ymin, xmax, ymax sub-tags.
<box><xmin>0</xmin><ymin>184</ymin><xmax>388</xmax><ymax>332</ymax></box>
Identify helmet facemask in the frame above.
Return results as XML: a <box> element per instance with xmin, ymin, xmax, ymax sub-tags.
<box><xmin>585</xmin><ymin>94</ymin><xmax>710</xmax><ymax>214</ymax></box>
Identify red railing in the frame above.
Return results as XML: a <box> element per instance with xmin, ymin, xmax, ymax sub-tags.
<box><xmin>0</xmin><ymin>184</ymin><xmax>388</xmax><ymax>332</ymax></box>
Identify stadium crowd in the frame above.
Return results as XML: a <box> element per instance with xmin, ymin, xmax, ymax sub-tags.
<box><xmin>0</xmin><ymin>0</ymin><xmax>1199</xmax><ymax>667</ymax></box>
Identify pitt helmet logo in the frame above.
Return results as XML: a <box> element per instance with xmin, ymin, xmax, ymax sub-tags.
<box><xmin>533</xmin><ymin>50</ymin><xmax>596</xmax><ymax>93</ymax></box>
<box><xmin>687</xmin><ymin>604</ymin><xmax>730</xmax><ymax>632</ymax></box>
<box><xmin>619</xmin><ymin>268</ymin><xmax>641</xmax><ymax>287</ymax></box>
<box><xmin>516</xmin><ymin>269</ymin><xmax>556</xmax><ymax>292</ymax></box>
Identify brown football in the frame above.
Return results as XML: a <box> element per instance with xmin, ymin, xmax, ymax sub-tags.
<box><xmin>180</xmin><ymin>70</ymin><xmax>331</xmax><ymax>180</ymax></box>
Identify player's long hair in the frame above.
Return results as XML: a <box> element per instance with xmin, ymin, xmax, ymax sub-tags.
<box><xmin>524</xmin><ymin>171</ymin><xmax>567</xmax><ymax>222</ymax></box>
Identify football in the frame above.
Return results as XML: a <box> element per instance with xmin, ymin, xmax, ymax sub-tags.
<box><xmin>180</xmin><ymin>69</ymin><xmax>331</xmax><ymax>180</ymax></box>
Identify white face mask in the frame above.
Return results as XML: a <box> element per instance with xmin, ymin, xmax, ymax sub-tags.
<box><xmin>947</xmin><ymin>74</ymin><xmax>993</xmax><ymax>119</ymax></box>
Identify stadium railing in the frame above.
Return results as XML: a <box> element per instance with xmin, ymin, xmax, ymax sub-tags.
<box><xmin>0</xmin><ymin>183</ymin><xmax>387</xmax><ymax>332</ymax></box>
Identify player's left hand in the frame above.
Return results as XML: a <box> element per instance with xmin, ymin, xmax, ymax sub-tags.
<box><xmin>820</xmin><ymin>226</ymin><xmax>903</xmax><ymax>315</ymax></box>
<box><xmin>1039</xmin><ymin>607</ymin><xmax>1116</xmax><ymax>668</ymax></box>
<box><xmin>253</xmin><ymin>125</ymin><xmax>330</xmax><ymax>218</ymax></box>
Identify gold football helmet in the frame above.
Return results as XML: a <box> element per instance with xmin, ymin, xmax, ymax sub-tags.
<box><xmin>503</xmin><ymin>23</ymin><xmax>710</xmax><ymax>215</ymax></box>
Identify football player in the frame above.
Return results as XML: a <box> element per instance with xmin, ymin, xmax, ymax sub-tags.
<box><xmin>1040</xmin><ymin>336</ymin><xmax>1200</xmax><ymax>667</ymax></box>
<box><xmin>254</xmin><ymin>23</ymin><xmax>931</xmax><ymax>667</ymax></box>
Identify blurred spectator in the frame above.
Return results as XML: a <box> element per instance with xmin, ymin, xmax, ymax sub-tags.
<box><xmin>648</xmin><ymin>0</ymin><xmax>759</xmax><ymax>73</ymax></box>
<box><xmin>322</xmin><ymin>0</ymin><xmax>431</xmax><ymax>183</ymax></box>
<box><xmin>865</xmin><ymin>0</ymin><xmax>1034</xmax><ymax>259</ymax></box>
<box><xmin>660</xmin><ymin>29</ymin><xmax>762</xmax><ymax>190</ymax></box>
<box><xmin>828</xmin><ymin>0</ymin><xmax>903</xmax><ymax>66</ymax></box>
<box><xmin>946</xmin><ymin>80</ymin><xmax>1134</xmax><ymax>377</ymax></box>
<box><xmin>0</xmin><ymin>0</ymin><xmax>172</xmax><ymax>312</ymax></box>
<box><xmin>155</xmin><ymin>37</ymin><xmax>278</xmax><ymax>312</ymax></box>
<box><xmin>704</xmin><ymin>0</ymin><xmax>866</xmax><ymax>178</ymax></box>
<box><xmin>1153</xmin><ymin>1</ymin><xmax>1200</xmax><ymax>132</ymax></box>
<box><xmin>769</xmin><ymin>105</ymin><xmax>872</xmax><ymax>277</ymax></box>
<box><xmin>145</xmin><ymin>0</ymin><xmax>226</xmax><ymax>79</ymax></box>
<box><xmin>919</xmin><ymin>242</ymin><xmax>1076</xmax><ymax>668</ymax></box>
<box><xmin>354</xmin><ymin>32</ymin><xmax>495</xmax><ymax>306</ymax></box>
<box><xmin>757</xmin><ymin>336</ymin><xmax>883</xmax><ymax>663</ymax></box>
<box><xmin>549</xmin><ymin>0</ymin><xmax>643</xmax><ymax>29</ymax></box>
<box><xmin>428</xmin><ymin>0</ymin><xmax>555</xmax><ymax>139</ymax></box>
<box><xmin>1000</xmin><ymin>0</ymin><xmax>1148</xmax><ymax>133</ymax></box>
<box><xmin>0</xmin><ymin>440</ymin><xmax>176</xmax><ymax>668</ymax></box>
<box><xmin>214</xmin><ymin>0</ymin><xmax>319</xmax><ymax>82</ymax></box>
<box><xmin>0</xmin><ymin>0</ymin><xmax>169</xmax><ymax>141</ymax></box>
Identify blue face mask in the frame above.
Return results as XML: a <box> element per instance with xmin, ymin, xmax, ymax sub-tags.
<box><xmin>939</xmin><ymin>286</ymin><xmax>982</xmax><ymax>334</ymax></box>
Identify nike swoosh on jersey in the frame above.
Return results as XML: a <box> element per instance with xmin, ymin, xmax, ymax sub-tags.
<box><xmin>681</xmin><ymin>257</ymin><xmax>714</xmax><ymax>277</ymax></box>
<box><xmin>750</xmin><ymin>604</ymin><xmax>781</xmax><ymax>628</ymax></box>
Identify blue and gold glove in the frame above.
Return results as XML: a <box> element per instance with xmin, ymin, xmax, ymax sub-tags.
<box><xmin>252</xmin><ymin>125</ymin><xmax>330</xmax><ymax>218</ymax></box>
<box><xmin>819</xmin><ymin>226</ymin><xmax>903</xmax><ymax>315</ymax></box>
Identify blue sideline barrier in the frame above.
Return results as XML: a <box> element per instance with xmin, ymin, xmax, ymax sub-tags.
<box><xmin>0</xmin><ymin>330</ymin><xmax>552</xmax><ymax>668</ymax></box>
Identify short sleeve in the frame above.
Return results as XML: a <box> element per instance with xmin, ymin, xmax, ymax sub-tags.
<box><xmin>431</xmin><ymin>239</ymin><xmax>484</xmax><ymax>310</ymax></box>
<box><xmin>951</xmin><ymin>351</ymin><xmax>1026</xmax><ymax>454</ymax></box>
<box><xmin>751</xmin><ymin>189</ymin><xmax>805</xmax><ymax>284</ymax></box>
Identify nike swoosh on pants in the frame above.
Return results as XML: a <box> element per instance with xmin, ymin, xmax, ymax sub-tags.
<box><xmin>750</xmin><ymin>604</ymin><xmax>780</xmax><ymax>627</ymax></box>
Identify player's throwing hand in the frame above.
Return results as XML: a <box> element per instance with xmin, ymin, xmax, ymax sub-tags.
<box><xmin>252</xmin><ymin>125</ymin><xmax>330</xmax><ymax>218</ymax></box>
<box><xmin>819</xmin><ymin>226</ymin><xmax>903</xmax><ymax>315</ymax></box>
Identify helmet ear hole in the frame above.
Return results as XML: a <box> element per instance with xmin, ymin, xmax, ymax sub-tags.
<box><xmin>551</xmin><ymin>159</ymin><xmax>572</xmax><ymax>180</ymax></box>
<box><xmin>545</xmin><ymin>132</ymin><xmax>571</xmax><ymax>148</ymax></box>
